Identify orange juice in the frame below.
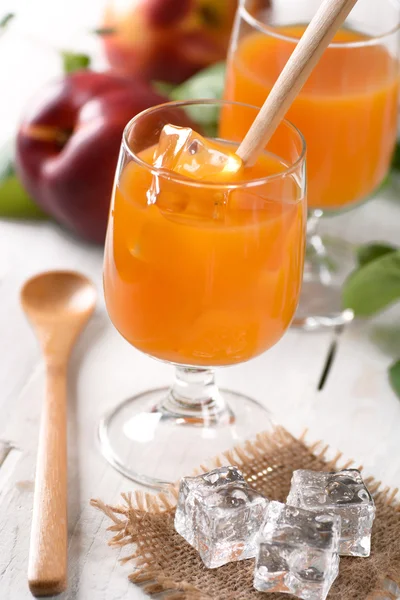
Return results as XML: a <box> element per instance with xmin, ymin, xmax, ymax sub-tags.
<box><xmin>104</xmin><ymin>142</ymin><xmax>305</xmax><ymax>366</ymax></box>
<box><xmin>223</xmin><ymin>25</ymin><xmax>399</xmax><ymax>210</ymax></box>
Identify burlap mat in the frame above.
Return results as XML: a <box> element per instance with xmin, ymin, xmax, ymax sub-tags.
<box><xmin>91</xmin><ymin>427</ymin><xmax>400</xmax><ymax>599</ymax></box>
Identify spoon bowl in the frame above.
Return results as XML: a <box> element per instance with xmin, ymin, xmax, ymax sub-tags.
<box><xmin>21</xmin><ymin>270</ymin><xmax>97</xmax><ymax>320</ymax></box>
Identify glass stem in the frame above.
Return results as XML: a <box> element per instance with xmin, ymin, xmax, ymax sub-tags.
<box><xmin>159</xmin><ymin>367</ymin><xmax>233</xmax><ymax>425</ymax></box>
<box><xmin>305</xmin><ymin>209</ymin><xmax>331</xmax><ymax>284</ymax></box>
<box><xmin>307</xmin><ymin>209</ymin><xmax>323</xmax><ymax>239</ymax></box>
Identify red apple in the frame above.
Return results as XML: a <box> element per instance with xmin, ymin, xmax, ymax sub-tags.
<box><xmin>101</xmin><ymin>0</ymin><xmax>238</xmax><ymax>84</ymax></box>
<box><xmin>15</xmin><ymin>71</ymin><xmax>168</xmax><ymax>244</ymax></box>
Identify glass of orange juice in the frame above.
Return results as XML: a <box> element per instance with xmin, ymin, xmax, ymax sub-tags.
<box><xmin>223</xmin><ymin>0</ymin><xmax>400</xmax><ymax>329</ymax></box>
<box><xmin>101</xmin><ymin>100</ymin><xmax>306</xmax><ymax>487</ymax></box>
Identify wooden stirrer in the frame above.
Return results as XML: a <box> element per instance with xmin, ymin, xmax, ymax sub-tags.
<box><xmin>236</xmin><ymin>0</ymin><xmax>359</xmax><ymax>166</ymax></box>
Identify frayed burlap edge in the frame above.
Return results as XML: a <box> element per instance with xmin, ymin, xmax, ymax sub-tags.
<box><xmin>91</xmin><ymin>426</ymin><xmax>400</xmax><ymax>600</ymax></box>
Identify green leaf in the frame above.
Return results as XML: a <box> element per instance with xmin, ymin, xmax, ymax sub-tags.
<box><xmin>0</xmin><ymin>141</ymin><xmax>47</xmax><ymax>220</ymax></box>
<box><xmin>377</xmin><ymin>172</ymin><xmax>391</xmax><ymax>192</ymax></box>
<box><xmin>153</xmin><ymin>81</ymin><xmax>176</xmax><ymax>97</ymax></box>
<box><xmin>61</xmin><ymin>51</ymin><xmax>91</xmax><ymax>75</ymax></box>
<box><xmin>389</xmin><ymin>360</ymin><xmax>400</xmax><ymax>399</ymax></box>
<box><xmin>0</xmin><ymin>12</ymin><xmax>14</xmax><ymax>30</ymax></box>
<box><xmin>92</xmin><ymin>26</ymin><xmax>116</xmax><ymax>36</ymax></box>
<box><xmin>171</xmin><ymin>61</ymin><xmax>225</xmax><ymax>102</ymax></box>
<box><xmin>343</xmin><ymin>250</ymin><xmax>400</xmax><ymax>317</ymax></box>
<box><xmin>170</xmin><ymin>62</ymin><xmax>226</xmax><ymax>137</ymax></box>
<box><xmin>392</xmin><ymin>141</ymin><xmax>400</xmax><ymax>172</ymax></box>
<box><xmin>357</xmin><ymin>242</ymin><xmax>397</xmax><ymax>267</ymax></box>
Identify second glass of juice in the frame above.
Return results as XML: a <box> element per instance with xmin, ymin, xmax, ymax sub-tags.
<box><xmin>102</xmin><ymin>100</ymin><xmax>306</xmax><ymax>487</ymax></box>
<box><xmin>223</xmin><ymin>0</ymin><xmax>400</xmax><ymax>328</ymax></box>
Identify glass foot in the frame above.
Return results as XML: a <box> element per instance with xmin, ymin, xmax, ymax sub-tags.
<box><xmin>293</xmin><ymin>227</ymin><xmax>356</xmax><ymax>330</ymax></box>
<box><xmin>98</xmin><ymin>387</ymin><xmax>273</xmax><ymax>489</ymax></box>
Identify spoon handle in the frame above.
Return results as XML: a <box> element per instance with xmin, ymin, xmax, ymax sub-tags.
<box><xmin>28</xmin><ymin>365</ymin><xmax>67</xmax><ymax>596</ymax></box>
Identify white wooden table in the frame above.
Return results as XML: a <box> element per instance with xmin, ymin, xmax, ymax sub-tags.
<box><xmin>1</xmin><ymin>4</ymin><xmax>400</xmax><ymax>598</ymax></box>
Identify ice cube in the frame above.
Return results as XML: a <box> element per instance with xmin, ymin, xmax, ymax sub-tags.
<box><xmin>287</xmin><ymin>469</ymin><xmax>375</xmax><ymax>557</ymax></box>
<box><xmin>154</xmin><ymin>124</ymin><xmax>243</xmax><ymax>181</ymax></box>
<box><xmin>254</xmin><ymin>501</ymin><xmax>340</xmax><ymax>600</ymax></box>
<box><xmin>174</xmin><ymin>466</ymin><xmax>268</xmax><ymax>568</ymax></box>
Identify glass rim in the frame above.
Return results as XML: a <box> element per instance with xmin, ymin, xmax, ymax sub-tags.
<box><xmin>122</xmin><ymin>99</ymin><xmax>306</xmax><ymax>190</ymax></box>
<box><xmin>240</xmin><ymin>0</ymin><xmax>400</xmax><ymax>48</ymax></box>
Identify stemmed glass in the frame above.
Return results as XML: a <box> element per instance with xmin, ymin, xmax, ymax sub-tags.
<box><xmin>101</xmin><ymin>100</ymin><xmax>306</xmax><ymax>487</ymax></box>
<box><xmin>224</xmin><ymin>0</ymin><xmax>400</xmax><ymax>329</ymax></box>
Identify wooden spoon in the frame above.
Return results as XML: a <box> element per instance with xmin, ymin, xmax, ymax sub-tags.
<box><xmin>236</xmin><ymin>0</ymin><xmax>359</xmax><ymax>166</ymax></box>
<box><xmin>21</xmin><ymin>271</ymin><xmax>96</xmax><ymax>596</ymax></box>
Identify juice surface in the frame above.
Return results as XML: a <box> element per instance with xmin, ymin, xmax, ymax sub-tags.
<box><xmin>104</xmin><ymin>141</ymin><xmax>305</xmax><ymax>366</ymax></box>
<box><xmin>223</xmin><ymin>25</ymin><xmax>399</xmax><ymax>209</ymax></box>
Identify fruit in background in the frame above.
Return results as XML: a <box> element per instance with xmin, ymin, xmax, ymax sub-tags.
<box><xmin>15</xmin><ymin>70</ymin><xmax>168</xmax><ymax>243</ymax></box>
<box><xmin>100</xmin><ymin>0</ymin><xmax>238</xmax><ymax>84</ymax></box>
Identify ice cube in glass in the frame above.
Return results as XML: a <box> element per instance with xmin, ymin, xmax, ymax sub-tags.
<box><xmin>154</xmin><ymin>124</ymin><xmax>243</xmax><ymax>181</ymax></box>
<box><xmin>174</xmin><ymin>466</ymin><xmax>268</xmax><ymax>568</ymax></box>
<box><xmin>287</xmin><ymin>469</ymin><xmax>375</xmax><ymax>557</ymax></box>
<box><xmin>254</xmin><ymin>501</ymin><xmax>340</xmax><ymax>600</ymax></box>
